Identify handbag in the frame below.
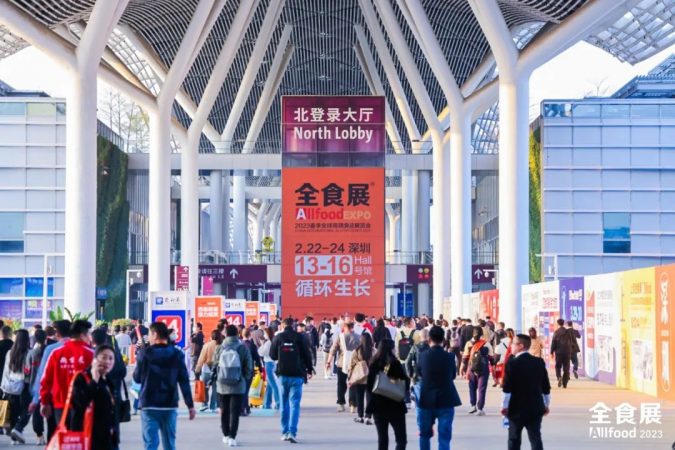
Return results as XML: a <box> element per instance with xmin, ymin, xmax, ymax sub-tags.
<box><xmin>119</xmin><ymin>380</ymin><xmax>131</xmax><ymax>423</ymax></box>
<box><xmin>348</xmin><ymin>359</ymin><xmax>369</xmax><ymax>385</ymax></box>
<box><xmin>0</xmin><ymin>397</ymin><xmax>9</xmax><ymax>429</ymax></box>
<box><xmin>372</xmin><ymin>365</ymin><xmax>406</xmax><ymax>402</ymax></box>
<box><xmin>194</xmin><ymin>380</ymin><xmax>206</xmax><ymax>403</ymax></box>
<box><xmin>47</xmin><ymin>373</ymin><xmax>94</xmax><ymax>450</ymax></box>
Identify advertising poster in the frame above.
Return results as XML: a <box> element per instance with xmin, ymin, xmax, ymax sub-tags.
<box><xmin>469</xmin><ymin>292</ymin><xmax>481</xmax><ymax>323</ymax></box>
<box><xmin>584</xmin><ymin>272</ymin><xmax>621</xmax><ymax>384</ymax></box>
<box><xmin>539</xmin><ymin>281</ymin><xmax>560</xmax><ymax>369</ymax></box>
<box><xmin>559</xmin><ymin>278</ymin><xmax>585</xmax><ymax>375</ymax></box>
<box><xmin>149</xmin><ymin>291</ymin><xmax>188</xmax><ymax>348</ymax></box>
<box><xmin>258</xmin><ymin>302</ymin><xmax>270</xmax><ymax>325</ymax></box>
<box><xmin>24</xmin><ymin>299</ymin><xmax>55</xmax><ymax>319</ymax></box>
<box><xmin>521</xmin><ymin>283</ymin><xmax>541</xmax><ymax>333</ymax></box>
<box><xmin>655</xmin><ymin>264</ymin><xmax>675</xmax><ymax>401</ymax></box>
<box><xmin>194</xmin><ymin>296</ymin><xmax>223</xmax><ymax>341</ymax></box>
<box><xmin>478</xmin><ymin>289</ymin><xmax>499</xmax><ymax>323</ymax></box>
<box><xmin>281</xmin><ymin>167</ymin><xmax>385</xmax><ymax>318</ymax></box>
<box><xmin>622</xmin><ymin>267</ymin><xmax>657</xmax><ymax>396</ymax></box>
<box><xmin>245</xmin><ymin>301</ymin><xmax>259</xmax><ymax>327</ymax></box>
<box><xmin>224</xmin><ymin>299</ymin><xmax>245</xmax><ymax>326</ymax></box>
<box><xmin>269</xmin><ymin>303</ymin><xmax>278</xmax><ymax>320</ymax></box>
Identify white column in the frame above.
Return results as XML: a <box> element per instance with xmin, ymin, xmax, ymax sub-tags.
<box><xmin>232</xmin><ymin>171</ymin><xmax>247</xmax><ymax>262</ymax></box>
<box><xmin>498</xmin><ymin>76</ymin><xmax>530</xmax><ymax>330</ymax></box>
<box><xmin>209</xmin><ymin>170</ymin><xmax>223</xmax><ymax>251</ymax></box>
<box><xmin>254</xmin><ymin>201</ymin><xmax>269</xmax><ymax>252</ymax></box>
<box><xmin>148</xmin><ymin>108</ymin><xmax>172</xmax><ymax>291</ymax></box>
<box><xmin>401</xmin><ymin>170</ymin><xmax>414</xmax><ymax>259</ymax></box>
<box><xmin>450</xmin><ymin>116</ymin><xmax>473</xmax><ymax>319</ymax></box>
<box><xmin>222</xmin><ymin>171</ymin><xmax>231</xmax><ymax>253</ymax></box>
<box><xmin>417</xmin><ymin>170</ymin><xmax>431</xmax><ymax>253</ymax></box>
<box><xmin>431</xmin><ymin>131</ymin><xmax>450</xmax><ymax>319</ymax></box>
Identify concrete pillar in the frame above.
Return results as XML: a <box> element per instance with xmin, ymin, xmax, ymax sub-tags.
<box><xmin>417</xmin><ymin>170</ymin><xmax>431</xmax><ymax>253</ymax></box>
<box><xmin>431</xmin><ymin>131</ymin><xmax>449</xmax><ymax>319</ymax></box>
<box><xmin>209</xmin><ymin>170</ymin><xmax>223</xmax><ymax>251</ymax></box>
<box><xmin>222</xmin><ymin>171</ymin><xmax>231</xmax><ymax>253</ymax></box>
<box><xmin>232</xmin><ymin>171</ymin><xmax>247</xmax><ymax>262</ymax></box>
<box><xmin>498</xmin><ymin>76</ymin><xmax>530</xmax><ymax>330</ymax></box>
<box><xmin>401</xmin><ymin>170</ymin><xmax>414</xmax><ymax>262</ymax></box>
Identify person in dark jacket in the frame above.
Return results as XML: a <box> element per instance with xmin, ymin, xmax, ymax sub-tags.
<box><xmin>366</xmin><ymin>339</ymin><xmax>409</xmax><ymax>450</ymax></box>
<box><xmin>502</xmin><ymin>334</ymin><xmax>551</xmax><ymax>450</ymax></box>
<box><xmin>0</xmin><ymin>325</ymin><xmax>14</xmax><ymax>382</ymax></box>
<box><xmin>566</xmin><ymin>321</ymin><xmax>581</xmax><ymax>379</ymax></box>
<box><xmin>133</xmin><ymin>322</ymin><xmax>195</xmax><ymax>450</ymax></box>
<box><xmin>416</xmin><ymin>326</ymin><xmax>462</xmax><ymax>450</ymax></box>
<box><xmin>69</xmin><ymin>345</ymin><xmax>119</xmax><ymax>450</ymax></box>
<box><xmin>372</xmin><ymin>319</ymin><xmax>390</xmax><ymax>348</ymax></box>
<box><xmin>269</xmin><ymin>318</ymin><xmax>313</xmax><ymax>443</ymax></box>
<box><xmin>550</xmin><ymin>319</ymin><xmax>573</xmax><ymax>388</ymax></box>
<box><xmin>91</xmin><ymin>329</ymin><xmax>126</xmax><ymax>450</ymax></box>
<box><xmin>459</xmin><ymin>319</ymin><xmax>474</xmax><ymax>351</ymax></box>
<box><xmin>190</xmin><ymin>322</ymin><xmax>204</xmax><ymax>375</ymax></box>
<box><xmin>240</xmin><ymin>328</ymin><xmax>261</xmax><ymax>416</ymax></box>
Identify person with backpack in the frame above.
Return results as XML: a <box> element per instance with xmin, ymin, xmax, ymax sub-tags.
<box><xmin>395</xmin><ymin>318</ymin><xmax>419</xmax><ymax>405</ymax></box>
<box><xmin>446</xmin><ymin>320</ymin><xmax>462</xmax><ymax>368</ymax></box>
<box><xmin>319</xmin><ymin>326</ymin><xmax>334</xmax><ymax>379</ymax></box>
<box><xmin>212</xmin><ymin>325</ymin><xmax>253</xmax><ymax>447</ymax></box>
<box><xmin>493</xmin><ymin>328</ymin><xmax>515</xmax><ymax>387</ymax></box>
<box><xmin>270</xmin><ymin>318</ymin><xmax>314</xmax><ymax>443</ymax></box>
<box><xmin>551</xmin><ymin>318</ymin><xmax>574</xmax><ymax>388</ymax></box>
<box><xmin>459</xmin><ymin>327</ymin><xmax>494</xmax><ymax>416</ymax></box>
<box><xmin>326</xmin><ymin>322</ymin><xmax>360</xmax><ymax>412</ymax></box>
<box><xmin>1</xmin><ymin>329</ymin><xmax>30</xmax><ymax>444</ymax></box>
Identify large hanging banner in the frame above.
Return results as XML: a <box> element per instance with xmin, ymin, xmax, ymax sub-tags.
<box><xmin>584</xmin><ymin>272</ymin><xmax>621</xmax><ymax>384</ymax></box>
<box><xmin>655</xmin><ymin>264</ymin><xmax>675</xmax><ymax>401</ymax></box>
<box><xmin>622</xmin><ymin>267</ymin><xmax>657</xmax><ymax>395</ymax></box>
<box><xmin>281</xmin><ymin>167</ymin><xmax>385</xmax><ymax>318</ymax></box>
<box><xmin>559</xmin><ymin>278</ymin><xmax>585</xmax><ymax>375</ymax></box>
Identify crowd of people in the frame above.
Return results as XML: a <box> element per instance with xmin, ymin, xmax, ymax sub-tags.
<box><xmin>0</xmin><ymin>310</ymin><xmax>583</xmax><ymax>449</ymax></box>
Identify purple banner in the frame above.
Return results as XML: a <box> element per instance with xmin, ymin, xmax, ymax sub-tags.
<box><xmin>406</xmin><ymin>265</ymin><xmax>432</xmax><ymax>284</ymax></box>
<box><xmin>472</xmin><ymin>264</ymin><xmax>497</xmax><ymax>285</ymax></box>
<box><xmin>282</xmin><ymin>96</ymin><xmax>385</xmax><ymax>154</ymax></box>
<box><xmin>198</xmin><ymin>265</ymin><xmax>267</xmax><ymax>283</ymax></box>
<box><xmin>559</xmin><ymin>277</ymin><xmax>585</xmax><ymax>375</ymax></box>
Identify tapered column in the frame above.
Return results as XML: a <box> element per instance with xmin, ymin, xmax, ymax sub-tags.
<box><xmin>232</xmin><ymin>171</ymin><xmax>247</xmax><ymax>262</ymax></box>
<box><xmin>209</xmin><ymin>171</ymin><xmax>223</xmax><ymax>251</ymax></box>
<box><xmin>222</xmin><ymin>171</ymin><xmax>231</xmax><ymax>252</ymax></box>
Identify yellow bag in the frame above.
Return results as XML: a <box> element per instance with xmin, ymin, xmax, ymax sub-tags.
<box><xmin>0</xmin><ymin>399</ymin><xmax>10</xmax><ymax>429</ymax></box>
<box><xmin>249</xmin><ymin>370</ymin><xmax>266</xmax><ymax>407</ymax></box>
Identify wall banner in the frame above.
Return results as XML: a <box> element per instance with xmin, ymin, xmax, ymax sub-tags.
<box><xmin>194</xmin><ymin>296</ymin><xmax>223</xmax><ymax>341</ymax></box>
<box><xmin>559</xmin><ymin>278</ymin><xmax>585</xmax><ymax>375</ymax></box>
<box><xmin>584</xmin><ymin>272</ymin><xmax>621</xmax><ymax>383</ymax></box>
<box><xmin>655</xmin><ymin>264</ymin><xmax>675</xmax><ymax>401</ymax></box>
<box><xmin>223</xmin><ymin>299</ymin><xmax>246</xmax><ymax>327</ymax></box>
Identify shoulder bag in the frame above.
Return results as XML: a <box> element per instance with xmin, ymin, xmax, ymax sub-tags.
<box><xmin>372</xmin><ymin>364</ymin><xmax>406</xmax><ymax>402</ymax></box>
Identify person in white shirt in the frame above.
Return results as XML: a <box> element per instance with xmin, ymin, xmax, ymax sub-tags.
<box><xmin>114</xmin><ymin>326</ymin><xmax>132</xmax><ymax>356</ymax></box>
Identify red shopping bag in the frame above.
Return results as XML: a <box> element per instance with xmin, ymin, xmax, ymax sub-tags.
<box><xmin>46</xmin><ymin>373</ymin><xmax>94</xmax><ymax>450</ymax></box>
<box><xmin>194</xmin><ymin>380</ymin><xmax>206</xmax><ymax>403</ymax></box>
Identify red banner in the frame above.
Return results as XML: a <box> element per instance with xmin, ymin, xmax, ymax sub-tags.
<box><xmin>655</xmin><ymin>264</ymin><xmax>675</xmax><ymax>401</ymax></box>
<box><xmin>194</xmin><ymin>296</ymin><xmax>222</xmax><ymax>341</ymax></box>
<box><xmin>282</xmin><ymin>167</ymin><xmax>385</xmax><ymax>318</ymax></box>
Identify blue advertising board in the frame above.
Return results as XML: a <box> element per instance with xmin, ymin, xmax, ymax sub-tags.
<box><xmin>397</xmin><ymin>293</ymin><xmax>414</xmax><ymax>317</ymax></box>
<box><xmin>149</xmin><ymin>291</ymin><xmax>189</xmax><ymax>348</ymax></box>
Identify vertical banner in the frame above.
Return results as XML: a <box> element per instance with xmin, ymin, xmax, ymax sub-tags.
<box><xmin>201</xmin><ymin>276</ymin><xmax>214</xmax><ymax>296</ymax></box>
<box><xmin>478</xmin><ymin>289</ymin><xmax>499</xmax><ymax>323</ymax></box>
<box><xmin>559</xmin><ymin>278</ymin><xmax>585</xmax><ymax>375</ymax></box>
<box><xmin>149</xmin><ymin>291</ymin><xmax>188</xmax><ymax>347</ymax></box>
<box><xmin>521</xmin><ymin>283</ymin><xmax>542</xmax><ymax>334</ymax></box>
<box><xmin>174</xmin><ymin>266</ymin><xmax>189</xmax><ymax>291</ymax></box>
<box><xmin>281</xmin><ymin>167</ymin><xmax>385</xmax><ymax>318</ymax></box>
<box><xmin>584</xmin><ymin>272</ymin><xmax>622</xmax><ymax>383</ymax></box>
<box><xmin>655</xmin><ymin>264</ymin><xmax>675</xmax><ymax>401</ymax></box>
<box><xmin>622</xmin><ymin>267</ymin><xmax>657</xmax><ymax>396</ymax></box>
<box><xmin>258</xmin><ymin>302</ymin><xmax>270</xmax><ymax>325</ymax></box>
<box><xmin>224</xmin><ymin>299</ymin><xmax>246</xmax><ymax>327</ymax></box>
<box><xmin>539</xmin><ymin>281</ymin><xmax>560</xmax><ymax>369</ymax></box>
<box><xmin>269</xmin><ymin>303</ymin><xmax>278</xmax><ymax>320</ymax></box>
<box><xmin>469</xmin><ymin>292</ymin><xmax>481</xmax><ymax>323</ymax></box>
<box><xmin>245</xmin><ymin>301</ymin><xmax>260</xmax><ymax>327</ymax></box>
<box><xmin>194</xmin><ymin>296</ymin><xmax>223</xmax><ymax>340</ymax></box>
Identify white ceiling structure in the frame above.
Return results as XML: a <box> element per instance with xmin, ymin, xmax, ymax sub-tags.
<box><xmin>1</xmin><ymin>0</ymin><xmax>673</xmax><ymax>156</ymax></box>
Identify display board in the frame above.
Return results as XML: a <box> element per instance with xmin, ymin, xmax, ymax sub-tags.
<box><xmin>149</xmin><ymin>291</ymin><xmax>189</xmax><ymax>348</ymax></box>
<box><xmin>224</xmin><ymin>299</ymin><xmax>245</xmax><ymax>327</ymax></box>
<box><xmin>655</xmin><ymin>264</ymin><xmax>675</xmax><ymax>401</ymax></box>
<box><xmin>194</xmin><ymin>296</ymin><xmax>223</xmax><ymax>340</ymax></box>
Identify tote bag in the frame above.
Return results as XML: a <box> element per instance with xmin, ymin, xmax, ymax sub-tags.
<box><xmin>47</xmin><ymin>373</ymin><xmax>94</xmax><ymax>450</ymax></box>
<box><xmin>372</xmin><ymin>365</ymin><xmax>406</xmax><ymax>402</ymax></box>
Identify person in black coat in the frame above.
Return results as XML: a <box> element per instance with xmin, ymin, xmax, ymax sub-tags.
<box><xmin>366</xmin><ymin>339</ymin><xmax>409</xmax><ymax>450</ymax></box>
<box><xmin>69</xmin><ymin>345</ymin><xmax>119</xmax><ymax>450</ymax></box>
<box><xmin>415</xmin><ymin>326</ymin><xmax>462</xmax><ymax>450</ymax></box>
<box><xmin>501</xmin><ymin>334</ymin><xmax>551</xmax><ymax>450</ymax></box>
<box><xmin>372</xmin><ymin>319</ymin><xmax>391</xmax><ymax>348</ymax></box>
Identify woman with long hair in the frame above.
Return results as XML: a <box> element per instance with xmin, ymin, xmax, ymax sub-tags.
<box><xmin>366</xmin><ymin>339</ymin><xmax>409</xmax><ymax>450</ymax></box>
<box><xmin>259</xmin><ymin>327</ymin><xmax>280</xmax><ymax>409</ymax></box>
<box><xmin>348</xmin><ymin>332</ymin><xmax>375</xmax><ymax>424</ymax></box>
<box><xmin>68</xmin><ymin>345</ymin><xmax>119</xmax><ymax>450</ymax></box>
<box><xmin>528</xmin><ymin>327</ymin><xmax>545</xmax><ymax>359</ymax></box>
<box><xmin>1</xmin><ymin>329</ymin><xmax>31</xmax><ymax>444</ymax></box>
<box><xmin>493</xmin><ymin>328</ymin><xmax>516</xmax><ymax>387</ymax></box>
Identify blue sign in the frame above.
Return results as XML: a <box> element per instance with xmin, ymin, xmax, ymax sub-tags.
<box><xmin>96</xmin><ymin>287</ymin><xmax>108</xmax><ymax>300</ymax></box>
<box><xmin>151</xmin><ymin>310</ymin><xmax>187</xmax><ymax>348</ymax></box>
<box><xmin>397</xmin><ymin>293</ymin><xmax>414</xmax><ymax>317</ymax></box>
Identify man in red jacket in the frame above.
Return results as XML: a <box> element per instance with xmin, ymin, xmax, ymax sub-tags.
<box><xmin>39</xmin><ymin>320</ymin><xmax>94</xmax><ymax>423</ymax></box>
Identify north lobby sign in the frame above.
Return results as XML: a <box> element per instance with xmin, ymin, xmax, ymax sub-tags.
<box><xmin>281</xmin><ymin>96</ymin><xmax>385</xmax><ymax>318</ymax></box>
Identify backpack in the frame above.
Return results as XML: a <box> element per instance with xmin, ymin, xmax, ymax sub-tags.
<box><xmin>276</xmin><ymin>334</ymin><xmax>302</xmax><ymax>376</ymax></box>
<box><xmin>397</xmin><ymin>330</ymin><xmax>415</xmax><ymax>360</ymax></box>
<box><xmin>218</xmin><ymin>343</ymin><xmax>243</xmax><ymax>386</ymax></box>
<box><xmin>1</xmin><ymin>369</ymin><xmax>24</xmax><ymax>395</ymax></box>
<box><xmin>470</xmin><ymin>341</ymin><xmax>488</xmax><ymax>374</ymax></box>
<box><xmin>448</xmin><ymin>327</ymin><xmax>460</xmax><ymax>348</ymax></box>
